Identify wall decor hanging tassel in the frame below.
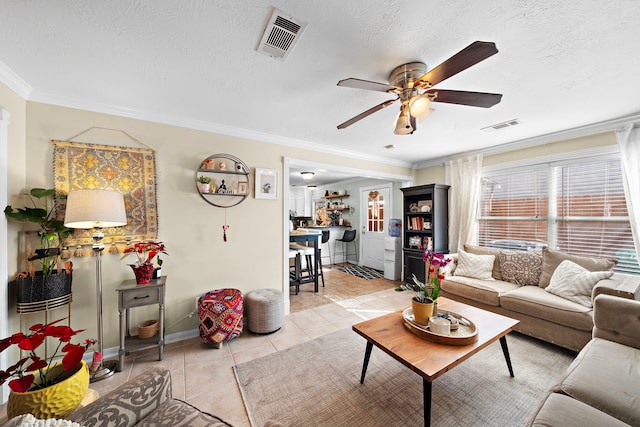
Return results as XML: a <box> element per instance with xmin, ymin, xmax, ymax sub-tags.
<box><xmin>222</xmin><ymin>209</ymin><xmax>229</xmax><ymax>242</ymax></box>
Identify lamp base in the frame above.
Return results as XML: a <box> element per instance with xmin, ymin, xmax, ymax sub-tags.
<box><xmin>90</xmin><ymin>360</ymin><xmax>118</xmax><ymax>383</ymax></box>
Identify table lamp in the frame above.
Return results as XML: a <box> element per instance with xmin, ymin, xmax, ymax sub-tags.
<box><xmin>64</xmin><ymin>189</ymin><xmax>127</xmax><ymax>382</ymax></box>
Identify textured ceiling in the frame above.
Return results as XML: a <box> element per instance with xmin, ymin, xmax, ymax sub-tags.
<box><xmin>1</xmin><ymin>1</ymin><xmax>639</xmax><ymax>175</ymax></box>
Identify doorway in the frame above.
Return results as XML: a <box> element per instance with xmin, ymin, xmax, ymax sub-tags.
<box><xmin>360</xmin><ymin>184</ymin><xmax>391</xmax><ymax>271</ymax></box>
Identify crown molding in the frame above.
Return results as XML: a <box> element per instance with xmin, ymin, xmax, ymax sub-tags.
<box><xmin>0</xmin><ymin>61</ymin><xmax>32</xmax><ymax>99</ymax></box>
<box><xmin>415</xmin><ymin>113</ymin><xmax>640</xmax><ymax>169</ymax></box>
<box><xmin>28</xmin><ymin>89</ymin><xmax>414</xmax><ymax>169</ymax></box>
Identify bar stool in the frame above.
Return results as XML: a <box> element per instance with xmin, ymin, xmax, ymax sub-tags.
<box><xmin>289</xmin><ymin>249</ymin><xmax>301</xmax><ymax>294</ymax></box>
<box><xmin>334</xmin><ymin>229</ymin><xmax>358</xmax><ymax>265</ymax></box>
<box><xmin>321</xmin><ymin>230</ymin><xmax>331</xmax><ymax>268</ymax></box>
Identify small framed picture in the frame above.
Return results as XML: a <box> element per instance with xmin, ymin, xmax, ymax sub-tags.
<box><xmin>255</xmin><ymin>168</ymin><xmax>278</xmax><ymax>200</ymax></box>
<box><xmin>409</xmin><ymin>236</ymin><xmax>422</xmax><ymax>248</ymax></box>
<box><xmin>237</xmin><ymin>181</ymin><xmax>248</xmax><ymax>195</ymax></box>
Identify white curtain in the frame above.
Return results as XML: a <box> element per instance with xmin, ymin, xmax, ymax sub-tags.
<box><xmin>445</xmin><ymin>154</ymin><xmax>482</xmax><ymax>252</ymax></box>
<box><xmin>615</xmin><ymin>123</ymin><xmax>640</xmax><ymax>263</ymax></box>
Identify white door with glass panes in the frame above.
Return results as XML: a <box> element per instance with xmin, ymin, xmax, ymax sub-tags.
<box><xmin>360</xmin><ymin>184</ymin><xmax>391</xmax><ymax>271</ymax></box>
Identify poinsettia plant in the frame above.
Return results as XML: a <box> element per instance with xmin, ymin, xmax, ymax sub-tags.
<box><xmin>0</xmin><ymin>318</ymin><xmax>96</xmax><ymax>392</ymax></box>
<box><xmin>396</xmin><ymin>250</ymin><xmax>452</xmax><ymax>303</ymax></box>
<box><xmin>121</xmin><ymin>241</ymin><xmax>168</xmax><ymax>267</ymax></box>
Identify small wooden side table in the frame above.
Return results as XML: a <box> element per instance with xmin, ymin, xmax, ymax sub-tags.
<box><xmin>116</xmin><ymin>277</ymin><xmax>166</xmax><ymax>371</ymax></box>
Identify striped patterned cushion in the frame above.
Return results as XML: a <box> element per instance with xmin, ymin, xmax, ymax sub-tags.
<box><xmin>545</xmin><ymin>260</ymin><xmax>613</xmax><ymax>307</ymax></box>
<box><xmin>454</xmin><ymin>250</ymin><xmax>495</xmax><ymax>280</ymax></box>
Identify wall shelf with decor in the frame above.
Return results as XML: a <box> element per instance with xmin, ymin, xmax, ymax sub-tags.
<box><xmin>196</xmin><ymin>153</ymin><xmax>251</xmax><ymax>208</ymax></box>
<box><xmin>400</xmin><ymin>184</ymin><xmax>450</xmax><ymax>286</ymax></box>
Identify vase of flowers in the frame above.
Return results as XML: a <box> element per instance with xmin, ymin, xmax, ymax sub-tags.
<box><xmin>121</xmin><ymin>241</ymin><xmax>168</xmax><ymax>284</ymax></box>
<box><xmin>328</xmin><ymin>210</ymin><xmax>341</xmax><ymax>226</ymax></box>
<box><xmin>0</xmin><ymin>318</ymin><xmax>97</xmax><ymax>419</ymax></box>
<box><xmin>396</xmin><ymin>250</ymin><xmax>452</xmax><ymax>324</ymax></box>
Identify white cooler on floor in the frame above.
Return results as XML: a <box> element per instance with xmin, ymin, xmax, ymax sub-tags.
<box><xmin>383</xmin><ymin>237</ymin><xmax>401</xmax><ymax>280</ymax></box>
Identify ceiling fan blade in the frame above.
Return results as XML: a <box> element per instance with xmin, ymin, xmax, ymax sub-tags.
<box><xmin>415</xmin><ymin>41</ymin><xmax>499</xmax><ymax>88</ymax></box>
<box><xmin>337</xmin><ymin>78</ymin><xmax>401</xmax><ymax>93</ymax></box>
<box><xmin>337</xmin><ymin>98</ymin><xmax>398</xmax><ymax>129</ymax></box>
<box><xmin>429</xmin><ymin>89</ymin><xmax>502</xmax><ymax>108</ymax></box>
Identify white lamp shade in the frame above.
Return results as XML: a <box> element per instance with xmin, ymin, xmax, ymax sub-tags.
<box><xmin>64</xmin><ymin>189</ymin><xmax>127</xmax><ymax>229</ymax></box>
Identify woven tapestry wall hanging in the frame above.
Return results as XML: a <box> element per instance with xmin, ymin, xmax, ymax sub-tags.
<box><xmin>52</xmin><ymin>140</ymin><xmax>158</xmax><ymax>246</ymax></box>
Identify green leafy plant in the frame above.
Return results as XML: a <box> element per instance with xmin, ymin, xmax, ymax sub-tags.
<box><xmin>197</xmin><ymin>176</ymin><xmax>212</xmax><ymax>184</ymax></box>
<box><xmin>4</xmin><ymin>188</ymin><xmax>74</xmax><ymax>275</ymax></box>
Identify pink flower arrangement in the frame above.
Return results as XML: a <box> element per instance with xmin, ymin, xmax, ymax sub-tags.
<box><xmin>397</xmin><ymin>250</ymin><xmax>452</xmax><ymax>303</ymax></box>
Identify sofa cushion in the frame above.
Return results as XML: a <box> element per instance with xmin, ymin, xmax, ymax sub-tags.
<box><xmin>539</xmin><ymin>247</ymin><xmax>615</xmax><ymax>288</ymax></box>
<box><xmin>554</xmin><ymin>337</ymin><xmax>640</xmax><ymax>426</ymax></box>
<box><xmin>545</xmin><ymin>260</ymin><xmax>613</xmax><ymax>307</ymax></box>
<box><xmin>440</xmin><ymin>277</ymin><xmax>519</xmax><ymax>306</ymax></box>
<box><xmin>463</xmin><ymin>244</ymin><xmax>503</xmax><ymax>280</ymax></box>
<box><xmin>529</xmin><ymin>393</ymin><xmax>631</xmax><ymax>427</ymax></box>
<box><xmin>498</xmin><ymin>250</ymin><xmax>543</xmax><ymax>286</ymax></box>
<box><xmin>500</xmin><ymin>286</ymin><xmax>593</xmax><ymax>331</ymax></box>
<box><xmin>454</xmin><ymin>250</ymin><xmax>495</xmax><ymax>280</ymax></box>
<box><xmin>137</xmin><ymin>399</ymin><xmax>233</xmax><ymax>427</ymax></box>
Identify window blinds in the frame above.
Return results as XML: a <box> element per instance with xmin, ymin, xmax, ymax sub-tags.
<box><xmin>479</xmin><ymin>155</ymin><xmax>638</xmax><ymax>274</ymax></box>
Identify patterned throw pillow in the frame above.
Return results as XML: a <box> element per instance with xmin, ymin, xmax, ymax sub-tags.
<box><xmin>498</xmin><ymin>250</ymin><xmax>543</xmax><ymax>286</ymax></box>
<box><xmin>545</xmin><ymin>260</ymin><xmax>614</xmax><ymax>307</ymax></box>
<box><xmin>454</xmin><ymin>250</ymin><xmax>495</xmax><ymax>280</ymax></box>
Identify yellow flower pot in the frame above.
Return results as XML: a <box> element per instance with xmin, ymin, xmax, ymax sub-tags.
<box><xmin>411</xmin><ymin>298</ymin><xmax>434</xmax><ymax>325</ymax></box>
<box><xmin>7</xmin><ymin>360</ymin><xmax>89</xmax><ymax>419</ymax></box>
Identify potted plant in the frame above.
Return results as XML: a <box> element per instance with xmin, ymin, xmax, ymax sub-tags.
<box><xmin>4</xmin><ymin>188</ymin><xmax>75</xmax><ymax>303</ymax></box>
<box><xmin>396</xmin><ymin>250</ymin><xmax>451</xmax><ymax>324</ymax></box>
<box><xmin>197</xmin><ymin>175</ymin><xmax>212</xmax><ymax>193</ymax></box>
<box><xmin>0</xmin><ymin>318</ymin><xmax>97</xmax><ymax>419</ymax></box>
<box><xmin>121</xmin><ymin>241</ymin><xmax>168</xmax><ymax>284</ymax></box>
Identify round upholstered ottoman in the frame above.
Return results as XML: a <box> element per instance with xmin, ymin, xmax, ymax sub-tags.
<box><xmin>245</xmin><ymin>288</ymin><xmax>284</xmax><ymax>334</ymax></box>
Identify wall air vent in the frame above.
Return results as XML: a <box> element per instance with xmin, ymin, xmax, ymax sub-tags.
<box><xmin>481</xmin><ymin>118</ymin><xmax>520</xmax><ymax>132</ymax></box>
<box><xmin>257</xmin><ymin>8</ymin><xmax>307</xmax><ymax>61</ymax></box>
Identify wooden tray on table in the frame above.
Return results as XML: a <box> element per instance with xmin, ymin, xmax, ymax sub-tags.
<box><xmin>402</xmin><ymin>308</ymin><xmax>478</xmax><ymax>345</ymax></box>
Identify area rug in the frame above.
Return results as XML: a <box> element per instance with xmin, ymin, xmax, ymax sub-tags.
<box><xmin>338</xmin><ymin>265</ymin><xmax>384</xmax><ymax>280</ymax></box>
<box><xmin>234</xmin><ymin>328</ymin><xmax>575</xmax><ymax>427</ymax></box>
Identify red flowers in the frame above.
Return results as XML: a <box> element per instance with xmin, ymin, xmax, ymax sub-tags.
<box><xmin>121</xmin><ymin>241</ymin><xmax>168</xmax><ymax>267</ymax></box>
<box><xmin>0</xmin><ymin>318</ymin><xmax>96</xmax><ymax>392</ymax></box>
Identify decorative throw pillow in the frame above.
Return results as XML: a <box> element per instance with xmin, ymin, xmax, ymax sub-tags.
<box><xmin>454</xmin><ymin>250</ymin><xmax>495</xmax><ymax>280</ymax></box>
<box><xmin>463</xmin><ymin>244</ymin><xmax>503</xmax><ymax>280</ymax></box>
<box><xmin>498</xmin><ymin>250</ymin><xmax>543</xmax><ymax>286</ymax></box>
<box><xmin>545</xmin><ymin>260</ymin><xmax>613</xmax><ymax>307</ymax></box>
<box><xmin>539</xmin><ymin>247</ymin><xmax>616</xmax><ymax>288</ymax></box>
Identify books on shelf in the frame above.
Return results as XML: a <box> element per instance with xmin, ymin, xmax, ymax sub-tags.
<box><xmin>407</xmin><ymin>216</ymin><xmax>432</xmax><ymax>231</ymax></box>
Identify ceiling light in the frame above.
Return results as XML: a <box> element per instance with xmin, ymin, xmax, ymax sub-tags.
<box><xmin>394</xmin><ymin>105</ymin><xmax>413</xmax><ymax>135</ymax></box>
<box><xmin>410</xmin><ymin>97</ymin><xmax>435</xmax><ymax>123</ymax></box>
<box><xmin>300</xmin><ymin>171</ymin><xmax>315</xmax><ymax>180</ymax></box>
<box><xmin>307</xmin><ymin>185</ymin><xmax>317</xmax><ymax>190</ymax></box>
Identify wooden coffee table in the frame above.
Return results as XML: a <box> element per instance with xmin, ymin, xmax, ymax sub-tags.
<box><xmin>352</xmin><ymin>297</ymin><xmax>519</xmax><ymax>427</ymax></box>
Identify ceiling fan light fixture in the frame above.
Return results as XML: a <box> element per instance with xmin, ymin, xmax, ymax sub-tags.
<box><xmin>408</xmin><ymin>95</ymin><xmax>431</xmax><ymax>118</ymax></box>
<box><xmin>301</xmin><ymin>171</ymin><xmax>315</xmax><ymax>180</ymax></box>
<box><xmin>394</xmin><ymin>105</ymin><xmax>413</xmax><ymax>135</ymax></box>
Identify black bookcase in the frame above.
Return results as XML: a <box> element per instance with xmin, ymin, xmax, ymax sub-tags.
<box><xmin>400</xmin><ymin>184</ymin><xmax>450</xmax><ymax>286</ymax></box>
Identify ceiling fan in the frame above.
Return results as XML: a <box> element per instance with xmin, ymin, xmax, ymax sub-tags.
<box><xmin>336</xmin><ymin>41</ymin><xmax>503</xmax><ymax>135</ymax></box>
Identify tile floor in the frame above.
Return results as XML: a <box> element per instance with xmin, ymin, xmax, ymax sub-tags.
<box><xmin>1</xmin><ymin>266</ymin><xmax>407</xmax><ymax>426</ymax></box>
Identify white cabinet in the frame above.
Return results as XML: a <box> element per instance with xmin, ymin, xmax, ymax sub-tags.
<box><xmin>383</xmin><ymin>237</ymin><xmax>401</xmax><ymax>280</ymax></box>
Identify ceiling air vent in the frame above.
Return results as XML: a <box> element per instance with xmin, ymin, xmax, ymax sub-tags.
<box><xmin>257</xmin><ymin>8</ymin><xmax>307</xmax><ymax>61</ymax></box>
<box><xmin>482</xmin><ymin>118</ymin><xmax>520</xmax><ymax>132</ymax></box>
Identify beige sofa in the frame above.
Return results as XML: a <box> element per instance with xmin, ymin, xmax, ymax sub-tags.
<box><xmin>440</xmin><ymin>245</ymin><xmax>640</xmax><ymax>351</ymax></box>
<box><xmin>528</xmin><ymin>294</ymin><xmax>640</xmax><ymax>426</ymax></box>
